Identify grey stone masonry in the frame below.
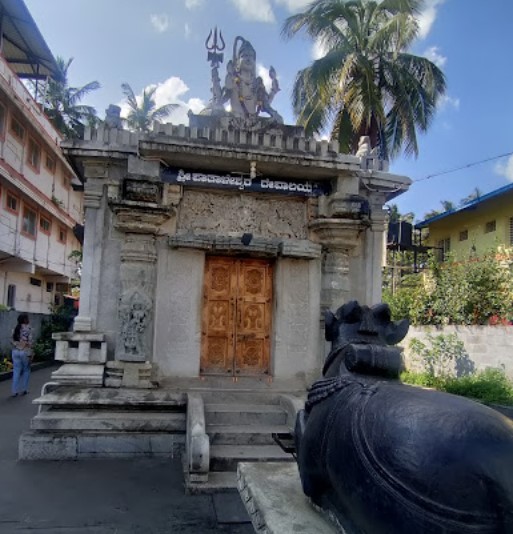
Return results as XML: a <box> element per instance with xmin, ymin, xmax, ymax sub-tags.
<box><xmin>237</xmin><ymin>462</ymin><xmax>337</xmax><ymax>534</ymax></box>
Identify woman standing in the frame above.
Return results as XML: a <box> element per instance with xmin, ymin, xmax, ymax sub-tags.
<box><xmin>11</xmin><ymin>314</ymin><xmax>32</xmax><ymax>397</ymax></box>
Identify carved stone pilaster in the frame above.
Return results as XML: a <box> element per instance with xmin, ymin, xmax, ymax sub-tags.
<box><xmin>112</xmin><ymin>204</ymin><xmax>172</xmax><ymax>366</ymax></box>
<box><xmin>73</xmin><ymin>180</ymin><xmax>106</xmax><ymax>333</ymax></box>
<box><xmin>309</xmin><ymin>218</ymin><xmax>364</xmax><ymax>311</ymax></box>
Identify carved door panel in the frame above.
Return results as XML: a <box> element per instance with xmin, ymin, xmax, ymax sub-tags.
<box><xmin>200</xmin><ymin>258</ymin><xmax>236</xmax><ymax>375</ymax></box>
<box><xmin>235</xmin><ymin>260</ymin><xmax>272</xmax><ymax>375</ymax></box>
<box><xmin>201</xmin><ymin>257</ymin><xmax>272</xmax><ymax>376</ymax></box>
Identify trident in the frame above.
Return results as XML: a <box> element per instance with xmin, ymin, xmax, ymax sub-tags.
<box><xmin>205</xmin><ymin>27</ymin><xmax>225</xmax><ymax>68</ymax></box>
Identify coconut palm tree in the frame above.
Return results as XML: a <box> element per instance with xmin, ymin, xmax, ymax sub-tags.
<box><xmin>460</xmin><ymin>187</ymin><xmax>482</xmax><ymax>206</ymax></box>
<box><xmin>121</xmin><ymin>83</ymin><xmax>178</xmax><ymax>132</ymax></box>
<box><xmin>42</xmin><ymin>57</ymin><xmax>100</xmax><ymax>139</ymax></box>
<box><xmin>282</xmin><ymin>0</ymin><xmax>446</xmax><ymax>159</ymax></box>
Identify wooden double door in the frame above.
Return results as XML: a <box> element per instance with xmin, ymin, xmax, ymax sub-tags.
<box><xmin>200</xmin><ymin>257</ymin><xmax>273</xmax><ymax>376</ymax></box>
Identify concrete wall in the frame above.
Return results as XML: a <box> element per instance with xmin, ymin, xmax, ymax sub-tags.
<box><xmin>272</xmin><ymin>257</ymin><xmax>321</xmax><ymax>384</ymax></box>
<box><xmin>0</xmin><ymin>310</ymin><xmax>47</xmax><ymax>355</ymax></box>
<box><xmin>153</xmin><ymin>248</ymin><xmax>205</xmax><ymax>378</ymax></box>
<box><xmin>400</xmin><ymin>325</ymin><xmax>513</xmax><ymax>379</ymax></box>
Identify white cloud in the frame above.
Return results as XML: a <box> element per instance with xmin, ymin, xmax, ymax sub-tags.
<box><xmin>495</xmin><ymin>155</ymin><xmax>513</xmax><ymax>182</ymax></box>
<box><xmin>257</xmin><ymin>64</ymin><xmax>272</xmax><ymax>91</ymax></box>
<box><xmin>185</xmin><ymin>0</ymin><xmax>203</xmax><ymax>9</ymax></box>
<box><xmin>438</xmin><ymin>94</ymin><xmax>460</xmax><ymax>110</ymax></box>
<box><xmin>312</xmin><ymin>38</ymin><xmax>328</xmax><ymax>60</ymax></box>
<box><xmin>423</xmin><ymin>45</ymin><xmax>447</xmax><ymax>68</ymax></box>
<box><xmin>184</xmin><ymin>23</ymin><xmax>191</xmax><ymax>39</ymax></box>
<box><xmin>417</xmin><ymin>0</ymin><xmax>445</xmax><ymax>40</ymax></box>
<box><xmin>118</xmin><ymin>76</ymin><xmax>206</xmax><ymax>126</ymax></box>
<box><xmin>274</xmin><ymin>0</ymin><xmax>312</xmax><ymax>12</ymax></box>
<box><xmin>150</xmin><ymin>13</ymin><xmax>169</xmax><ymax>33</ymax></box>
<box><xmin>230</xmin><ymin>0</ymin><xmax>276</xmax><ymax>23</ymax></box>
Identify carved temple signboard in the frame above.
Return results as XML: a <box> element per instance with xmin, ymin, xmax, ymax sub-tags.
<box><xmin>161</xmin><ymin>167</ymin><xmax>331</xmax><ymax>197</ymax></box>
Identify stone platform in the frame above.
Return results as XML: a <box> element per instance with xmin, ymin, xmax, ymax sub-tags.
<box><xmin>237</xmin><ymin>462</ymin><xmax>338</xmax><ymax>534</ymax></box>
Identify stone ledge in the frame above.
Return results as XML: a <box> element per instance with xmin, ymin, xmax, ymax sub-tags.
<box><xmin>237</xmin><ymin>462</ymin><xmax>337</xmax><ymax>534</ymax></box>
<box><xmin>169</xmin><ymin>234</ymin><xmax>322</xmax><ymax>259</ymax></box>
<box><xmin>19</xmin><ymin>431</ymin><xmax>185</xmax><ymax>460</ymax></box>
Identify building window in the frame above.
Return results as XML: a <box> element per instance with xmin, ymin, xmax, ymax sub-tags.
<box><xmin>22</xmin><ymin>205</ymin><xmax>37</xmax><ymax>237</ymax></box>
<box><xmin>27</xmin><ymin>137</ymin><xmax>41</xmax><ymax>171</ymax></box>
<box><xmin>0</xmin><ymin>102</ymin><xmax>6</xmax><ymax>138</ymax></box>
<box><xmin>39</xmin><ymin>214</ymin><xmax>51</xmax><ymax>235</ymax></box>
<box><xmin>7</xmin><ymin>284</ymin><xmax>16</xmax><ymax>308</ymax></box>
<box><xmin>62</xmin><ymin>169</ymin><xmax>72</xmax><ymax>189</ymax></box>
<box><xmin>6</xmin><ymin>191</ymin><xmax>19</xmax><ymax>214</ymax></box>
<box><xmin>485</xmin><ymin>220</ymin><xmax>496</xmax><ymax>233</ymax></box>
<box><xmin>437</xmin><ymin>237</ymin><xmax>451</xmax><ymax>261</ymax></box>
<box><xmin>45</xmin><ymin>153</ymin><xmax>56</xmax><ymax>173</ymax></box>
<box><xmin>58</xmin><ymin>225</ymin><xmax>67</xmax><ymax>244</ymax></box>
<box><xmin>459</xmin><ymin>230</ymin><xmax>468</xmax><ymax>241</ymax></box>
<box><xmin>10</xmin><ymin>116</ymin><xmax>25</xmax><ymax>142</ymax></box>
<box><xmin>30</xmin><ymin>277</ymin><xmax>42</xmax><ymax>287</ymax></box>
<box><xmin>46</xmin><ymin>282</ymin><xmax>54</xmax><ymax>293</ymax></box>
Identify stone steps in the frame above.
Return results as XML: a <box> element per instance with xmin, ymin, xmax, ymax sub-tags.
<box><xmin>204</xmin><ymin>403</ymin><xmax>287</xmax><ymax>426</ymax></box>
<box><xmin>210</xmin><ymin>444</ymin><xmax>292</xmax><ymax>472</ymax></box>
<box><xmin>207</xmin><ymin>424</ymin><xmax>290</xmax><ymax>445</ymax></box>
<box><xmin>31</xmin><ymin>410</ymin><xmax>186</xmax><ymax>433</ymax></box>
<box><xmin>185</xmin><ymin>400</ymin><xmax>295</xmax><ymax>493</ymax></box>
<box><xmin>33</xmin><ymin>386</ymin><xmax>185</xmax><ymax>408</ymax></box>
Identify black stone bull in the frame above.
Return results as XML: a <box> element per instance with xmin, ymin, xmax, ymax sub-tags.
<box><xmin>295</xmin><ymin>301</ymin><xmax>513</xmax><ymax>534</ymax></box>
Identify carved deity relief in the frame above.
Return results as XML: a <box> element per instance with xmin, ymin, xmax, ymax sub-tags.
<box><xmin>117</xmin><ymin>289</ymin><xmax>152</xmax><ymax>361</ymax></box>
<box><xmin>177</xmin><ymin>191</ymin><xmax>307</xmax><ymax>239</ymax></box>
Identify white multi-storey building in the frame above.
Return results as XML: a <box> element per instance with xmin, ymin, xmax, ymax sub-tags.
<box><xmin>0</xmin><ymin>0</ymin><xmax>83</xmax><ymax>314</ymax></box>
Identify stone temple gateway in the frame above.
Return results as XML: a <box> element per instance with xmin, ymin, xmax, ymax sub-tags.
<box><xmin>20</xmin><ymin>35</ymin><xmax>410</xmax><ymax>488</ymax></box>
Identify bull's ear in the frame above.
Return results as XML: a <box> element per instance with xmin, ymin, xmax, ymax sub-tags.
<box><xmin>385</xmin><ymin>319</ymin><xmax>409</xmax><ymax>345</ymax></box>
<box><xmin>324</xmin><ymin>310</ymin><xmax>336</xmax><ymax>341</ymax></box>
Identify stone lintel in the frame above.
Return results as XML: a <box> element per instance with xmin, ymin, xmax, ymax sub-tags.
<box><xmin>279</xmin><ymin>240</ymin><xmax>322</xmax><ymax>259</ymax></box>
<box><xmin>309</xmin><ymin>218</ymin><xmax>364</xmax><ymax>250</ymax></box>
<box><xmin>168</xmin><ymin>234</ymin><xmax>322</xmax><ymax>259</ymax></box>
<box><xmin>127</xmin><ymin>155</ymin><xmax>160</xmax><ymax>179</ymax></box>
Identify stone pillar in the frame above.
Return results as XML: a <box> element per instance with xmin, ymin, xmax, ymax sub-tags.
<box><xmin>363</xmin><ymin>203</ymin><xmax>388</xmax><ymax>306</ymax></box>
<box><xmin>309</xmin><ymin>218</ymin><xmax>362</xmax><ymax>312</ymax></box>
<box><xmin>73</xmin><ymin>178</ymin><xmax>106</xmax><ymax>332</ymax></box>
<box><xmin>105</xmin><ymin>181</ymin><xmax>174</xmax><ymax>388</ymax></box>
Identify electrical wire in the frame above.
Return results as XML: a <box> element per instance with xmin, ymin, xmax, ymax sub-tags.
<box><xmin>413</xmin><ymin>151</ymin><xmax>513</xmax><ymax>183</ymax></box>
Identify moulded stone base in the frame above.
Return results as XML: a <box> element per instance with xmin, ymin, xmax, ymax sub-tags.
<box><xmin>51</xmin><ymin>363</ymin><xmax>105</xmax><ymax>386</ymax></box>
<box><xmin>105</xmin><ymin>361</ymin><xmax>155</xmax><ymax>388</ymax></box>
<box><xmin>19</xmin><ymin>431</ymin><xmax>185</xmax><ymax>460</ymax></box>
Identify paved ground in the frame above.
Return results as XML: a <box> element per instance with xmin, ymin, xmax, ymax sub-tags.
<box><xmin>0</xmin><ymin>367</ymin><xmax>253</xmax><ymax>534</ymax></box>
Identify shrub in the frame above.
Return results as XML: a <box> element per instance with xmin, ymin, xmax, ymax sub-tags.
<box><xmin>383</xmin><ymin>251</ymin><xmax>513</xmax><ymax>325</ymax></box>
<box><xmin>444</xmin><ymin>368</ymin><xmax>513</xmax><ymax>405</ymax></box>
<box><xmin>32</xmin><ymin>304</ymin><xmax>76</xmax><ymax>361</ymax></box>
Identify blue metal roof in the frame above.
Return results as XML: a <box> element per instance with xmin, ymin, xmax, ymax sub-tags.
<box><xmin>415</xmin><ymin>182</ymin><xmax>513</xmax><ymax>229</ymax></box>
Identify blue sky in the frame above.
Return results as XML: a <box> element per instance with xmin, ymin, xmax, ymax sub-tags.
<box><xmin>25</xmin><ymin>0</ymin><xmax>513</xmax><ymax>221</ymax></box>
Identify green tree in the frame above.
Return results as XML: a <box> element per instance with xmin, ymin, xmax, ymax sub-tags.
<box><xmin>121</xmin><ymin>83</ymin><xmax>177</xmax><ymax>132</ymax></box>
<box><xmin>282</xmin><ymin>0</ymin><xmax>446</xmax><ymax>159</ymax></box>
<box><xmin>460</xmin><ymin>187</ymin><xmax>482</xmax><ymax>206</ymax></box>
<box><xmin>42</xmin><ymin>57</ymin><xmax>100</xmax><ymax>139</ymax></box>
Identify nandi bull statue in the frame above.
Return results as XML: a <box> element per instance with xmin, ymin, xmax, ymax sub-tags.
<box><xmin>295</xmin><ymin>301</ymin><xmax>513</xmax><ymax>533</ymax></box>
